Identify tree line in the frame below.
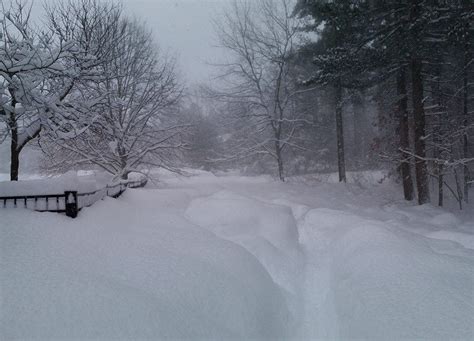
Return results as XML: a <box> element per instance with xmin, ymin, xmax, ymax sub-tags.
<box><xmin>1</xmin><ymin>0</ymin><xmax>472</xmax><ymax>207</ymax></box>
<box><xmin>197</xmin><ymin>0</ymin><xmax>472</xmax><ymax>207</ymax></box>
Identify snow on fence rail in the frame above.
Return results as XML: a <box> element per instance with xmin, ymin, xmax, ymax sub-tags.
<box><xmin>0</xmin><ymin>176</ymin><xmax>148</xmax><ymax>218</ymax></box>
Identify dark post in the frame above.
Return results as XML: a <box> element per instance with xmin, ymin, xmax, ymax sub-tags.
<box><xmin>65</xmin><ymin>191</ymin><xmax>78</xmax><ymax>218</ymax></box>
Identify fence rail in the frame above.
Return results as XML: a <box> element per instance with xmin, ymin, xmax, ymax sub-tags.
<box><xmin>0</xmin><ymin>176</ymin><xmax>148</xmax><ymax>218</ymax></box>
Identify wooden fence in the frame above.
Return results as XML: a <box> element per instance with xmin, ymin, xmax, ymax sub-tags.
<box><xmin>0</xmin><ymin>176</ymin><xmax>148</xmax><ymax>218</ymax></box>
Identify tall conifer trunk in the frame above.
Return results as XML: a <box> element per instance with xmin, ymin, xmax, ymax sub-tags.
<box><xmin>463</xmin><ymin>31</ymin><xmax>470</xmax><ymax>203</ymax></box>
<box><xmin>409</xmin><ymin>0</ymin><xmax>430</xmax><ymax>204</ymax></box>
<box><xmin>335</xmin><ymin>81</ymin><xmax>346</xmax><ymax>182</ymax></box>
<box><xmin>411</xmin><ymin>58</ymin><xmax>430</xmax><ymax>204</ymax></box>
<box><xmin>397</xmin><ymin>67</ymin><xmax>414</xmax><ymax>201</ymax></box>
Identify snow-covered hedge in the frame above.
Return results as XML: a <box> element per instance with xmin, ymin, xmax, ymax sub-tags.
<box><xmin>0</xmin><ymin>171</ymin><xmax>112</xmax><ymax>197</ymax></box>
<box><xmin>0</xmin><ymin>171</ymin><xmax>146</xmax><ymax>212</ymax></box>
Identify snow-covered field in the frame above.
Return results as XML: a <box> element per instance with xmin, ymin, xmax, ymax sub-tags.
<box><xmin>1</xmin><ymin>170</ymin><xmax>473</xmax><ymax>339</ymax></box>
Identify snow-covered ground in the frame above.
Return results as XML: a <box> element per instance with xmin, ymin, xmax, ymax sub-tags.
<box><xmin>1</xmin><ymin>170</ymin><xmax>473</xmax><ymax>339</ymax></box>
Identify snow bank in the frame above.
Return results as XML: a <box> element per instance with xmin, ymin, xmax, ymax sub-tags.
<box><xmin>300</xmin><ymin>208</ymin><xmax>474</xmax><ymax>340</ymax></box>
<box><xmin>185</xmin><ymin>190</ymin><xmax>304</xmax><ymax>295</ymax></box>
<box><xmin>1</xmin><ymin>189</ymin><xmax>290</xmax><ymax>339</ymax></box>
<box><xmin>290</xmin><ymin>169</ymin><xmax>389</xmax><ymax>186</ymax></box>
<box><xmin>427</xmin><ymin>229</ymin><xmax>474</xmax><ymax>249</ymax></box>
<box><xmin>381</xmin><ymin>204</ymin><xmax>474</xmax><ymax>250</ymax></box>
<box><xmin>186</xmin><ymin>191</ymin><xmax>299</xmax><ymax>252</ymax></box>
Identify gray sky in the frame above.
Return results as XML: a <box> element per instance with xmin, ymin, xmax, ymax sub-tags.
<box><xmin>121</xmin><ymin>0</ymin><xmax>229</xmax><ymax>85</ymax></box>
<box><xmin>31</xmin><ymin>0</ymin><xmax>229</xmax><ymax>85</ymax></box>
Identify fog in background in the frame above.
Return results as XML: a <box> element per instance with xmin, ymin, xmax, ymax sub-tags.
<box><xmin>122</xmin><ymin>0</ymin><xmax>229</xmax><ymax>84</ymax></box>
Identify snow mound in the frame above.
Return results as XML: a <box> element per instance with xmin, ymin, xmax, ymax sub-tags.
<box><xmin>1</xmin><ymin>192</ymin><xmax>290</xmax><ymax>339</ymax></box>
<box><xmin>290</xmin><ymin>170</ymin><xmax>389</xmax><ymax>186</ymax></box>
<box><xmin>427</xmin><ymin>229</ymin><xmax>474</xmax><ymax>250</ymax></box>
<box><xmin>185</xmin><ymin>190</ymin><xmax>304</xmax><ymax>295</ymax></box>
<box><xmin>300</xmin><ymin>208</ymin><xmax>474</xmax><ymax>340</ymax></box>
<box><xmin>186</xmin><ymin>191</ymin><xmax>299</xmax><ymax>251</ymax></box>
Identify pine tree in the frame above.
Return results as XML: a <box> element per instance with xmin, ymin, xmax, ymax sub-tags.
<box><xmin>294</xmin><ymin>1</ymin><xmax>371</xmax><ymax>183</ymax></box>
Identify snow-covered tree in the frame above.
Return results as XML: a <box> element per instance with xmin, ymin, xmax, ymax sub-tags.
<box><xmin>294</xmin><ymin>0</ymin><xmax>372</xmax><ymax>183</ymax></box>
<box><xmin>0</xmin><ymin>1</ymin><xmax>72</xmax><ymax>180</ymax></box>
<box><xmin>295</xmin><ymin>0</ymin><xmax>473</xmax><ymax>206</ymax></box>
<box><xmin>211</xmin><ymin>0</ymin><xmax>304</xmax><ymax>181</ymax></box>
<box><xmin>41</xmin><ymin>16</ymin><xmax>184</xmax><ymax>179</ymax></box>
<box><xmin>0</xmin><ymin>0</ymin><xmax>120</xmax><ymax>180</ymax></box>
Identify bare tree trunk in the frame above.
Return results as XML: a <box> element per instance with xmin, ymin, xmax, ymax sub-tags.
<box><xmin>10</xmin><ymin>131</ymin><xmax>19</xmax><ymax>181</ymax></box>
<box><xmin>275</xmin><ymin>138</ymin><xmax>285</xmax><ymax>181</ymax></box>
<box><xmin>335</xmin><ymin>81</ymin><xmax>346</xmax><ymax>182</ymax></box>
<box><xmin>411</xmin><ymin>57</ymin><xmax>430</xmax><ymax>204</ymax></box>
<box><xmin>397</xmin><ymin>67</ymin><xmax>414</xmax><ymax>201</ymax></box>
<box><xmin>8</xmin><ymin>93</ymin><xmax>19</xmax><ymax>181</ymax></box>
<box><xmin>119</xmin><ymin>148</ymin><xmax>129</xmax><ymax>180</ymax></box>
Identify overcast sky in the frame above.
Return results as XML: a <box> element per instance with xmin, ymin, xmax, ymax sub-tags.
<box><xmin>122</xmin><ymin>0</ymin><xmax>229</xmax><ymax>86</ymax></box>
<box><xmin>31</xmin><ymin>0</ymin><xmax>230</xmax><ymax>85</ymax></box>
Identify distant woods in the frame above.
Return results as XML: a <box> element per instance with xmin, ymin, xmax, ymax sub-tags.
<box><xmin>201</xmin><ymin>0</ymin><xmax>472</xmax><ymax>207</ymax></box>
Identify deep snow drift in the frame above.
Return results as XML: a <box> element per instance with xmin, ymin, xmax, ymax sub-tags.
<box><xmin>1</xmin><ymin>170</ymin><xmax>473</xmax><ymax>339</ymax></box>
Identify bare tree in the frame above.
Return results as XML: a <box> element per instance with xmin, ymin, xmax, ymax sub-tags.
<box><xmin>211</xmin><ymin>0</ymin><xmax>304</xmax><ymax>181</ymax></box>
<box><xmin>42</xmin><ymin>16</ymin><xmax>185</xmax><ymax>179</ymax></box>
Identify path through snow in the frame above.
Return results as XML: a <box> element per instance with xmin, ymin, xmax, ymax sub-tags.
<box><xmin>167</xmin><ymin>170</ymin><xmax>474</xmax><ymax>339</ymax></box>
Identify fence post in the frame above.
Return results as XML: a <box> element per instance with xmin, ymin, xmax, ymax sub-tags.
<box><xmin>65</xmin><ymin>191</ymin><xmax>78</xmax><ymax>218</ymax></box>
